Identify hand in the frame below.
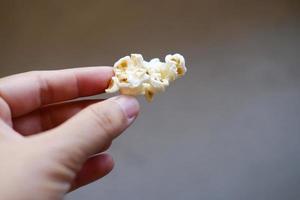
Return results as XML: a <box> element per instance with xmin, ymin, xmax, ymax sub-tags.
<box><xmin>0</xmin><ymin>67</ymin><xmax>140</xmax><ymax>200</ymax></box>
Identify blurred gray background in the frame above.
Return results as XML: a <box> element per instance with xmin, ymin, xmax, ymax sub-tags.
<box><xmin>1</xmin><ymin>0</ymin><xmax>300</xmax><ymax>199</ymax></box>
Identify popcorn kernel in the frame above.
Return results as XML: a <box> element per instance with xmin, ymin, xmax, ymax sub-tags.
<box><xmin>105</xmin><ymin>53</ymin><xmax>187</xmax><ymax>102</ymax></box>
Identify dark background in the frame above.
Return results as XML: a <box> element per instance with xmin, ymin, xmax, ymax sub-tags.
<box><xmin>1</xmin><ymin>1</ymin><xmax>300</xmax><ymax>199</ymax></box>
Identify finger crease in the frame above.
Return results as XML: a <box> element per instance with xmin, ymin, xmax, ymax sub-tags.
<box><xmin>36</xmin><ymin>73</ymin><xmax>55</xmax><ymax>106</ymax></box>
<box><xmin>72</xmin><ymin>71</ymin><xmax>81</xmax><ymax>98</ymax></box>
<box><xmin>40</xmin><ymin>108</ymin><xmax>55</xmax><ymax>131</ymax></box>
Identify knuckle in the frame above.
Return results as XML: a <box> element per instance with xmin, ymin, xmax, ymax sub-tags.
<box><xmin>35</xmin><ymin>72</ymin><xmax>53</xmax><ymax>105</ymax></box>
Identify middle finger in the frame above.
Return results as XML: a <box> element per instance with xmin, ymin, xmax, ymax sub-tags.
<box><xmin>13</xmin><ymin>99</ymin><xmax>103</xmax><ymax>136</ymax></box>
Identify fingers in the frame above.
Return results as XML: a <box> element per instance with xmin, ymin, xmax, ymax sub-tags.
<box><xmin>70</xmin><ymin>154</ymin><xmax>114</xmax><ymax>191</ymax></box>
<box><xmin>13</xmin><ymin>100</ymin><xmax>102</xmax><ymax>136</ymax></box>
<box><xmin>0</xmin><ymin>67</ymin><xmax>113</xmax><ymax>118</ymax></box>
<box><xmin>44</xmin><ymin>95</ymin><xmax>139</xmax><ymax>161</ymax></box>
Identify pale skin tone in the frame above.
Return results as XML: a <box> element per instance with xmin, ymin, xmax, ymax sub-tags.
<box><xmin>0</xmin><ymin>67</ymin><xmax>140</xmax><ymax>200</ymax></box>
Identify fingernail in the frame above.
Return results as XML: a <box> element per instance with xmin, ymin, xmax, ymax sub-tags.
<box><xmin>110</xmin><ymin>95</ymin><xmax>140</xmax><ymax>123</ymax></box>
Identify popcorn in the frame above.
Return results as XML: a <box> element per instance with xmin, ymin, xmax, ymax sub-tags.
<box><xmin>105</xmin><ymin>53</ymin><xmax>187</xmax><ymax>102</ymax></box>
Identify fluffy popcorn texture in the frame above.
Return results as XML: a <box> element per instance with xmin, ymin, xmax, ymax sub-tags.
<box><xmin>105</xmin><ymin>53</ymin><xmax>187</xmax><ymax>102</ymax></box>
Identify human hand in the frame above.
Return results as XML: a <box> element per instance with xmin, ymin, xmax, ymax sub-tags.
<box><xmin>0</xmin><ymin>67</ymin><xmax>140</xmax><ymax>200</ymax></box>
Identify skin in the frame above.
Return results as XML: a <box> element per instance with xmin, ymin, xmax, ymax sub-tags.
<box><xmin>0</xmin><ymin>67</ymin><xmax>140</xmax><ymax>200</ymax></box>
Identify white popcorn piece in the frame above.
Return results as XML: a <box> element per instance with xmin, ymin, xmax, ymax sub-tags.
<box><xmin>105</xmin><ymin>53</ymin><xmax>187</xmax><ymax>102</ymax></box>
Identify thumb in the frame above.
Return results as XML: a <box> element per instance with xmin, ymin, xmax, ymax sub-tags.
<box><xmin>42</xmin><ymin>95</ymin><xmax>139</xmax><ymax>161</ymax></box>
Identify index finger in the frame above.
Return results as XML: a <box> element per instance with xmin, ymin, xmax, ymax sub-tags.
<box><xmin>0</xmin><ymin>67</ymin><xmax>113</xmax><ymax>117</ymax></box>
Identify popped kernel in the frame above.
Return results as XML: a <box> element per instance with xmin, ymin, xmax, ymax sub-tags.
<box><xmin>106</xmin><ymin>53</ymin><xmax>187</xmax><ymax>102</ymax></box>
